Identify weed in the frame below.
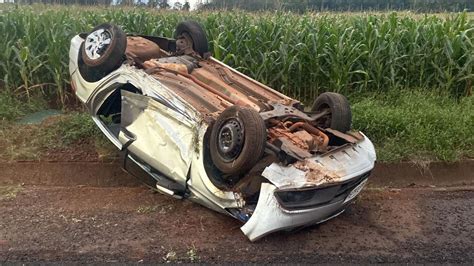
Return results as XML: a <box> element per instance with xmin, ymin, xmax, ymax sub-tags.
<box><xmin>0</xmin><ymin>185</ymin><xmax>23</xmax><ymax>200</ymax></box>
<box><xmin>0</xmin><ymin>113</ymin><xmax>109</xmax><ymax>161</ymax></box>
<box><xmin>0</xmin><ymin>91</ymin><xmax>46</xmax><ymax>123</ymax></box>
<box><xmin>38</xmin><ymin>112</ymin><xmax>99</xmax><ymax>148</ymax></box>
<box><xmin>163</xmin><ymin>250</ymin><xmax>177</xmax><ymax>263</ymax></box>
<box><xmin>352</xmin><ymin>90</ymin><xmax>474</xmax><ymax>162</ymax></box>
<box><xmin>187</xmin><ymin>246</ymin><xmax>200</xmax><ymax>262</ymax></box>
<box><xmin>94</xmin><ymin>134</ymin><xmax>119</xmax><ymax>160</ymax></box>
<box><xmin>137</xmin><ymin>205</ymin><xmax>158</xmax><ymax>214</ymax></box>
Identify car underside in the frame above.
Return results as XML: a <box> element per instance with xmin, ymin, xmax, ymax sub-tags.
<box><xmin>69</xmin><ymin>21</ymin><xmax>376</xmax><ymax>241</ymax></box>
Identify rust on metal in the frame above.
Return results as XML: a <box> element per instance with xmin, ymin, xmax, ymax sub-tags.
<box><xmin>292</xmin><ymin>130</ymin><xmax>317</xmax><ymax>150</ymax></box>
<box><xmin>289</xmin><ymin>122</ymin><xmax>329</xmax><ymax>151</ymax></box>
<box><xmin>150</xmin><ymin>71</ymin><xmax>226</xmax><ymax>114</ymax></box>
<box><xmin>345</xmin><ymin>130</ymin><xmax>365</xmax><ymax>141</ymax></box>
<box><xmin>293</xmin><ymin>160</ymin><xmax>342</xmax><ymax>184</ymax></box>
<box><xmin>268</xmin><ymin>120</ymin><xmax>330</xmax><ymax>154</ymax></box>
<box><xmin>127</xmin><ymin>39</ymin><xmax>362</xmax><ymax>166</ymax></box>
<box><xmin>277</xmin><ymin>138</ymin><xmax>313</xmax><ymax>159</ymax></box>
<box><xmin>203</xmin><ymin>59</ymin><xmax>293</xmax><ymax>104</ymax></box>
<box><xmin>143</xmin><ymin>60</ymin><xmax>188</xmax><ymax>75</ymax></box>
<box><xmin>192</xmin><ymin>67</ymin><xmax>259</xmax><ymax>108</ymax></box>
<box><xmin>134</xmin><ymin>42</ymin><xmax>300</xmax><ymax>118</ymax></box>
<box><xmin>324</xmin><ymin>128</ymin><xmax>362</xmax><ymax>143</ymax></box>
<box><xmin>126</xmin><ymin>36</ymin><xmax>163</xmax><ymax>62</ymax></box>
<box><xmin>144</xmin><ymin>63</ymin><xmax>236</xmax><ymax>105</ymax></box>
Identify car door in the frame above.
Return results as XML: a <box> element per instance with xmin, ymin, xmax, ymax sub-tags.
<box><xmin>119</xmin><ymin>90</ymin><xmax>197</xmax><ymax>186</ymax></box>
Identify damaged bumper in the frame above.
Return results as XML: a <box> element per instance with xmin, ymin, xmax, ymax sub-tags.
<box><xmin>242</xmin><ymin>135</ymin><xmax>375</xmax><ymax>241</ymax></box>
<box><xmin>241</xmin><ymin>182</ymin><xmax>349</xmax><ymax>241</ymax></box>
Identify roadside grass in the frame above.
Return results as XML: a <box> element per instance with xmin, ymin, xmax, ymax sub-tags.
<box><xmin>0</xmin><ymin>91</ymin><xmax>46</xmax><ymax>122</ymax></box>
<box><xmin>0</xmin><ymin>111</ymin><xmax>116</xmax><ymax>161</ymax></box>
<box><xmin>0</xmin><ymin>185</ymin><xmax>23</xmax><ymax>200</ymax></box>
<box><xmin>352</xmin><ymin>90</ymin><xmax>474</xmax><ymax>162</ymax></box>
<box><xmin>136</xmin><ymin>205</ymin><xmax>159</xmax><ymax>214</ymax></box>
<box><xmin>0</xmin><ymin>90</ymin><xmax>471</xmax><ymax>163</ymax></box>
<box><xmin>39</xmin><ymin>113</ymin><xmax>99</xmax><ymax>147</ymax></box>
<box><xmin>137</xmin><ymin>204</ymin><xmax>174</xmax><ymax>214</ymax></box>
<box><xmin>186</xmin><ymin>246</ymin><xmax>200</xmax><ymax>263</ymax></box>
<box><xmin>163</xmin><ymin>247</ymin><xmax>200</xmax><ymax>263</ymax></box>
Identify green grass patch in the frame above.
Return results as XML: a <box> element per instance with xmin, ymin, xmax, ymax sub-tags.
<box><xmin>0</xmin><ymin>89</ymin><xmax>115</xmax><ymax>161</ymax></box>
<box><xmin>0</xmin><ymin>91</ymin><xmax>46</xmax><ymax>123</ymax></box>
<box><xmin>0</xmin><ymin>185</ymin><xmax>23</xmax><ymax>200</ymax></box>
<box><xmin>352</xmin><ymin>90</ymin><xmax>474</xmax><ymax>162</ymax></box>
<box><xmin>0</xmin><ymin>112</ymin><xmax>116</xmax><ymax>161</ymax></box>
<box><xmin>137</xmin><ymin>205</ymin><xmax>158</xmax><ymax>214</ymax></box>
<box><xmin>39</xmin><ymin>113</ymin><xmax>99</xmax><ymax>147</ymax></box>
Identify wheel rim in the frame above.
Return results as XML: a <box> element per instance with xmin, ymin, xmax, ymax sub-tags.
<box><xmin>176</xmin><ymin>32</ymin><xmax>194</xmax><ymax>53</ymax></box>
<box><xmin>317</xmin><ymin>104</ymin><xmax>332</xmax><ymax>128</ymax></box>
<box><xmin>84</xmin><ymin>28</ymin><xmax>112</xmax><ymax>60</ymax></box>
<box><xmin>217</xmin><ymin>118</ymin><xmax>244</xmax><ymax>162</ymax></box>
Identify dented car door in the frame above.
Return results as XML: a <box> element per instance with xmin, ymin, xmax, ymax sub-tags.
<box><xmin>119</xmin><ymin>90</ymin><xmax>195</xmax><ymax>185</ymax></box>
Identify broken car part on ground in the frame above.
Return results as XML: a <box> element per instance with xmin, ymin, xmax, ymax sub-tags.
<box><xmin>69</xmin><ymin>21</ymin><xmax>376</xmax><ymax>241</ymax></box>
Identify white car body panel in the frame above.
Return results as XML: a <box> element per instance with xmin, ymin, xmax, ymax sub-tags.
<box><xmin>262</xmin><ymin>134</ymin><xmax>376</xmax><ymax>189</ymax></box>
<box><xmin>120</xmin><ymin>91</ymin><xmax>196</xmax><ymax>183</ymax></box>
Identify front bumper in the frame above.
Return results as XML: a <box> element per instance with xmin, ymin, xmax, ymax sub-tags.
<box><xmin>241</xmin><ymin>179</ymin><xmax>366</xmax><ymax>241</ymax></box>
<box><xmin>241</xmin><ymin>135</ymin><xmax>376</xmax><ymax>241</ymax></box>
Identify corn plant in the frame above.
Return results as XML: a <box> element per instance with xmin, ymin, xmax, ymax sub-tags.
<box><xmin>0</xmin><ymin>5</ymin><xmax>472</xmax><ymax>107</ymax></box>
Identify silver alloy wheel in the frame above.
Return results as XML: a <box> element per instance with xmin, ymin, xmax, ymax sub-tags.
<box><xmin>84</xmin><ymin>28</ymin><xmax>112</xmax><ymax>60</ymax></box>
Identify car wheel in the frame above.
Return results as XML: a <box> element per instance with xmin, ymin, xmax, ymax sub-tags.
<box><xmin>174</xmin><ymin>20</ymin><xmax>209</xmax><ymax>57</ymax></box>
<box><xmin>79</xmin><ymin>23</ymin><xmax>127</xmax><ymax>82</ymax></box>
<box><xmin>210</xmin><ymin>106</ymin><xmax>266</xmax><ymax>176</ymax></box>
<box><xmin>311</xmin><ymin>92</ymin><xmax>352</xmax><ymax>132</ymax></box>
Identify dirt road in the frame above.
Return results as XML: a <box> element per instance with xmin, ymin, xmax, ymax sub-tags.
<box><xmin>1</xmin><ymin>185</ymin><xmax>473</xmax><ymax>263</ymax></box>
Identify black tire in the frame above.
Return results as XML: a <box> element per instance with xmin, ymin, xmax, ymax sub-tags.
<box><xmin>311</xmin><ymin>92</ymin><xmax>352</xmax><ymax>132</ymax></box>
<box><xmin>79</xmin><ymin>23</ymin><xmax>127</xmax><ymax>82</ymax></box>
<box><xmin>174</xmin><ymin>20</ymin><xmax>209</xmax><ymax>57</ymax></box>
<box><xmin>210</xmin><ymin>106</ymin><xmax>266</xmax><ymax>176</ymax></box>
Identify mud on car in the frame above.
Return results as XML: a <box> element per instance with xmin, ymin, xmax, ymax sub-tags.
<box><xmin>69</xmin><ymin>21</ymin><xmax>376</xmax><ymax>241</ymax></box>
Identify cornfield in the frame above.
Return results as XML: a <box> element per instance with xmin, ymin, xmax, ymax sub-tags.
<box><xmin>0</xmin><ymin>5</ymin><xmax>473</xmax><ymax>106</ymax></box>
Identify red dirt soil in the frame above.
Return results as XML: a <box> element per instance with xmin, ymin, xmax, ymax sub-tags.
<box><xmin>1</xmin><ymin>186</ymin><xmax>473</xmax><ymax>263</ymax></box>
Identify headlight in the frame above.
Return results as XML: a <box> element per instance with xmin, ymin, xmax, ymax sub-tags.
<box><xmin>275</xmin><ymin>172</ymin><xmax>371</xmax><ymax>211</ymax></box>
<box><xmin>275</xmin><ymin>185</ymin><xmax>341</xmax><ymax>210</ymax></box>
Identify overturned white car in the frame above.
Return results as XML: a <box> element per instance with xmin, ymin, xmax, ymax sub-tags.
<box><xmin>69</xmin><ymin>21</ymin><xmax>376</xmax><ymax>241</ymax></box>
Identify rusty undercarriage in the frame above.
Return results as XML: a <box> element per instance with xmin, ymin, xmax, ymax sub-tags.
<box><xmin>129</xmin><ymin>35</ymin><xmax>362</xmax><ymax>160</ymax></box>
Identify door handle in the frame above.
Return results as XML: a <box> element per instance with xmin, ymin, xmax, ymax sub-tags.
<box><xmin>120</xmin><ymin>127</ymin><xmax>136</xmax><ymax>150</ymax></box>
